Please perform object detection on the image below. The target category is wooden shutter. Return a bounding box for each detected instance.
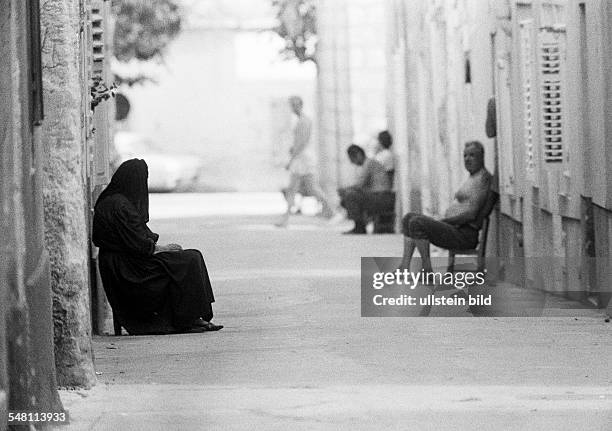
[520,19,536,175]
[28,0,43,126]
[493,32,515,197]
[538,27,566,164]
[91,4,104,77]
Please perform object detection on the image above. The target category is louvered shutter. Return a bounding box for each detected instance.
[520,19,536,175]
[538,27,566,164]
[91,4,104,77]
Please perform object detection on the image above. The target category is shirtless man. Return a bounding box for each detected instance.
[277,96,335,227]
[399,141,492,272]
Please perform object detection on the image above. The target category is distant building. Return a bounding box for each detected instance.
[121,0,316,192]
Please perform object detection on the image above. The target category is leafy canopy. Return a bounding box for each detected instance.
[112,0,182,62]
[272,0,317,64]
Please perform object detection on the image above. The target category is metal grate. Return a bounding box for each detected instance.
[539,29,565,164]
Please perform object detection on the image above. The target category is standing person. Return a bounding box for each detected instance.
[93,159,223,334]
[276,96,335,227]
[338,144,394,234]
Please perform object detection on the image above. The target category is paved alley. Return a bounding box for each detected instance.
[58,194,612,431]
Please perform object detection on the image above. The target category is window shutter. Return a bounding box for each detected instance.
[519,19,536,174]
[91,5,104,77]
[538,27,566,164]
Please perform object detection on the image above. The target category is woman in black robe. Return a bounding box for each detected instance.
[93,159,223,334]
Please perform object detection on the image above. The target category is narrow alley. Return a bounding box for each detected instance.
[59,194,611,430]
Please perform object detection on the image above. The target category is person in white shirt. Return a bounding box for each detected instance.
[373,130,395,187]
[338,145,394,234]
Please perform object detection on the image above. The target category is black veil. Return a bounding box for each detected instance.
[95,159,150,222]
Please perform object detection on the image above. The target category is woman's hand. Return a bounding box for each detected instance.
[154,243,183,253]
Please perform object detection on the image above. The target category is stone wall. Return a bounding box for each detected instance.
[1,0,64,420]
[40,0,96,388]
[316,0,354,196]
[316,0,388,199]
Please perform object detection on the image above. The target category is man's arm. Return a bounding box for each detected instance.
[348,160,370,190]
[440,204,481,226]
[289,118,311,156]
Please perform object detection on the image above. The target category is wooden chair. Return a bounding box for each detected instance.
[447,191,499,272]
[372,210,395,233]
[111,306,174,336]
[113,310,122,336]
[371,171,396,233]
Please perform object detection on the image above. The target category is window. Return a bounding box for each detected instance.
[28,0,43,126]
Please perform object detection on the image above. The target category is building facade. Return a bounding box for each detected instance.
[121,0,316,193]
[40,0,115,388]
[1,0,63,425]
[316,0,388,199]
[1,0,113,425]
[385,0,612,299]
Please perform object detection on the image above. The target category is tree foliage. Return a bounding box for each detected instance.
[112,0,182,63]
[272,0,317,64]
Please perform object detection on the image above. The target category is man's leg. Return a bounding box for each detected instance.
[410,216,478,250]
[399,236,417,270]
[399,213,434,272]
[414,239,433,273]
[407,214,469,273]
[342,189,366,233]
[276,174,300,227]
[303,175,336,218]
[362,191,395,233]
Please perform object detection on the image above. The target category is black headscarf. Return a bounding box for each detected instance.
[95,159,150,222]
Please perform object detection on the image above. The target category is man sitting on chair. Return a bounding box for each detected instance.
[399,141,492,272]
[338,144,394,234]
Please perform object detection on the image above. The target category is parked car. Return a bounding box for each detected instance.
[113,131,203,192]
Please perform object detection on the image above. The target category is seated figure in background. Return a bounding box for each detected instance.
[338,144,394,234]
[374,130,395,187]
[399,141,492,273]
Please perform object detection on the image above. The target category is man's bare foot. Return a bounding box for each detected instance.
[396,262,410,272]
[275,215,289,228]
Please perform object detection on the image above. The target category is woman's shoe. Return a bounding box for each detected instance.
[202,322,223,331]
[177,323,223,333]
[191,318,223,331]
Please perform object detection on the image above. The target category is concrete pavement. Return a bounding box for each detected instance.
[58,194,612,430]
